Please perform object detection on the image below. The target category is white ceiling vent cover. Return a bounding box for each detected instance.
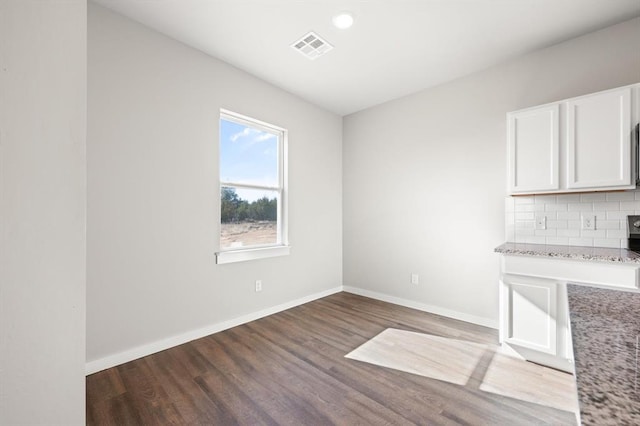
[291,32,333,60]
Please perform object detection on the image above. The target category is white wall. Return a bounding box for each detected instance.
[0,0,86,424]
[87,5,342,368]
[343,18,640,327]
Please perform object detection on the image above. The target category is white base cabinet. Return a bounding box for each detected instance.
[500,274,573,372]
[499,255,640,373]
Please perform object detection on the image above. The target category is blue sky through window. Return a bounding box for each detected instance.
[220,118,279,202]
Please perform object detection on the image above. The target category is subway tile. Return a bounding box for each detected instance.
[515,204,536,212]
[593,239,621,249]
[556,194,581,203]
[506,191,639,249]
[592,211,607,220]
[515,221,534,229]
[597,220,620,230]
[593,201,620,211]
[545,203,567,212]
[580,193,606,202]
[607,210,635,220]
[514,196,534,205]
[568,237,593,247]
[606,229,627,239]
[620,201,640,211]
[606,191,636,201]
[568,203,593,212]
[568,220,581,229]
[557,211,580,221]
[535,195,557,204]
[525,236,546,244]
[557,228,581,237]
[515,234,527,243]
[580,229,606,238]
[547,220,567,229]
[505,222,513,235]
[546,237,569,246]
[515,212,534,220]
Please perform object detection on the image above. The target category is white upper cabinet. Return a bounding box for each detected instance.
[508,104,559,193]
[507,83,638,195]
[566,87,631,189]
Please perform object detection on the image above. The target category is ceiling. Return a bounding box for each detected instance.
[92,0,640,116]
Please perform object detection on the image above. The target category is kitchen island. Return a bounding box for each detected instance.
[496,242,640,424]
[495,242,640,264]
[567,284,640,425]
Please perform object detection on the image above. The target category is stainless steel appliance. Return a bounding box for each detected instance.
[627,215,640,251]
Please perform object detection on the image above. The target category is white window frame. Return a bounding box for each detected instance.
[216,109,289,264]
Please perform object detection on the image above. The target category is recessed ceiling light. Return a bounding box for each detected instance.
[332,12,354,29]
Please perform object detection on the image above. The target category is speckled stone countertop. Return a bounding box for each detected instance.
[495,242,640,264]
[567,285,640,425]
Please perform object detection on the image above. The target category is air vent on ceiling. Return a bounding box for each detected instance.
[291,31,333,60]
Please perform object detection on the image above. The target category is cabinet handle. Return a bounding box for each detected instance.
[636,123,640,185]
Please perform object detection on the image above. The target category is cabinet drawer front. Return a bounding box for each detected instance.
[503,255,639,290]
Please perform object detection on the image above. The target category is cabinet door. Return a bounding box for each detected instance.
[566,87,632,189]
[503,275,557,355]
[507,104,559,194]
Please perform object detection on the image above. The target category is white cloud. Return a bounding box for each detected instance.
[230,128,276,144]
[254,133,276,142]
[230,128,252,142]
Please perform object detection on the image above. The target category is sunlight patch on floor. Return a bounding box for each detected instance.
[345,328,488,386]
[480,350,579,413]
[346,328,578,415]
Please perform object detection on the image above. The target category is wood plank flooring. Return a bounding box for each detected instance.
[86,292,577,425]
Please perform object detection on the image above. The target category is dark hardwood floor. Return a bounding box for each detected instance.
[86,292,576,425]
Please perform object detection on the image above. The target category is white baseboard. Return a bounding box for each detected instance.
[343,286,498,330]
[87,285,497,375]
[85,286,343,375]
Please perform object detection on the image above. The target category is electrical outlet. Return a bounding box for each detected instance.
[411,273,419,285]
[255,280,262,292]
[582,214,596,230]
[535,215,547,230]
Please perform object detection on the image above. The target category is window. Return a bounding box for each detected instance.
[216,109,289,264]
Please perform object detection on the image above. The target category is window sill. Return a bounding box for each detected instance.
[216,245,291,264]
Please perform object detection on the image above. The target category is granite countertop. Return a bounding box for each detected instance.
[495,242,640,264]
[567,284,640,425]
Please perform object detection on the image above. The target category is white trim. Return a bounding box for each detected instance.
[342,286,498,329]
[220,181,280,192]
[218,109,289,257]
[221,108,286,134]
[216,245,290,264]
[86,286,341,375]
[86,286,498,375]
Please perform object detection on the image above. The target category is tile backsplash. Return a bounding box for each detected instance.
[505,190,640,249]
